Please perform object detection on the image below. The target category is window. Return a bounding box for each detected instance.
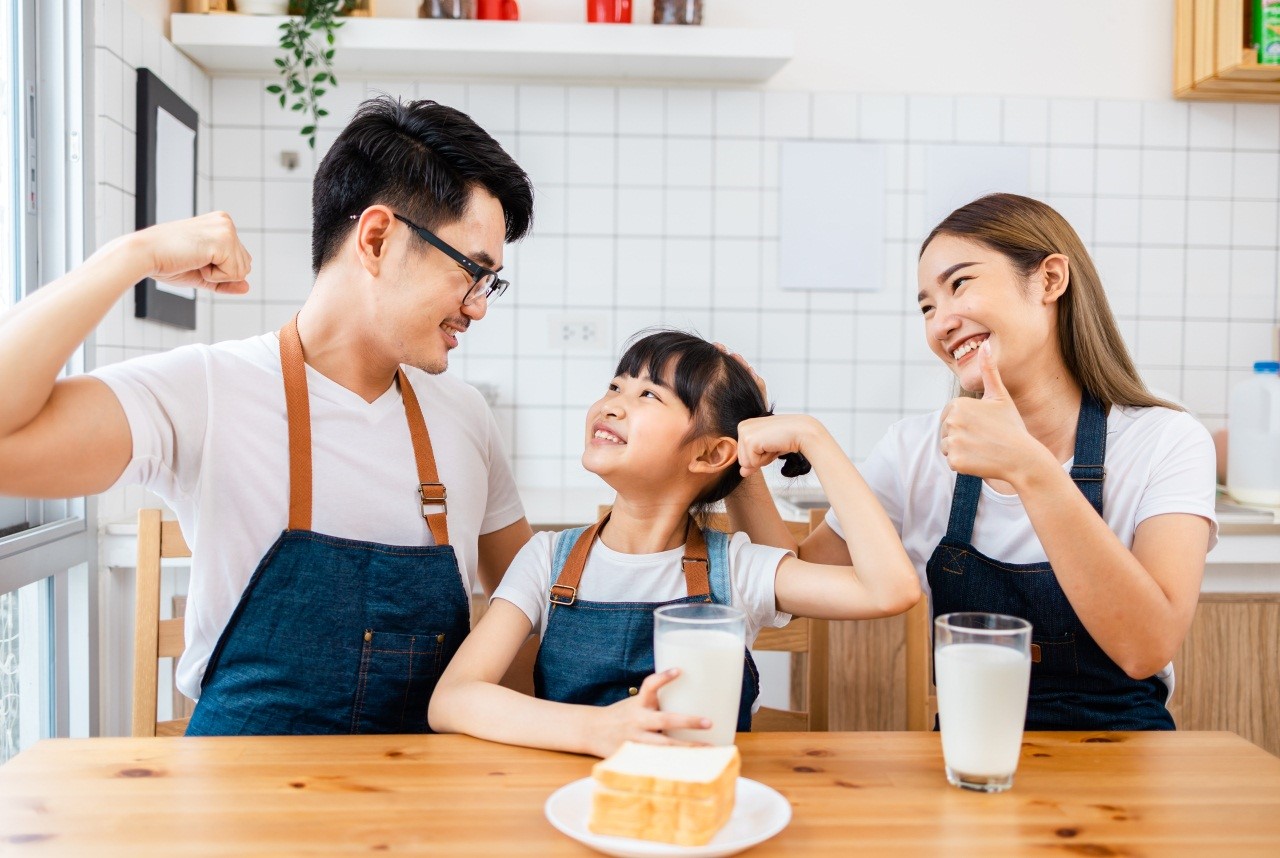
[0,0,93,762]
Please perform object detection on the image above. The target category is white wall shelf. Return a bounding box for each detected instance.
[170,14,793,82]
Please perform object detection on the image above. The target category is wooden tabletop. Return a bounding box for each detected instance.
[2,731,1279,856]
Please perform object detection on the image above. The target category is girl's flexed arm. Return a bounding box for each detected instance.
[737,415,920,619]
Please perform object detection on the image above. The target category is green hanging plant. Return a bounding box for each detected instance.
[266,1,357,149]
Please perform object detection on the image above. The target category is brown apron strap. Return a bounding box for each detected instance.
[396,367,449,547]
[549,513,710,606]
[280,317,313,532]
[278,316,449,545]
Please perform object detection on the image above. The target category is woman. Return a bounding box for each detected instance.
[731,193,1217,730]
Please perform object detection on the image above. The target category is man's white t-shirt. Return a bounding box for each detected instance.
[93,332,524,701]
[494,530,793,648]
[825,404,1218,583]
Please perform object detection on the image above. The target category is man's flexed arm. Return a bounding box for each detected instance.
[0,212,251,498]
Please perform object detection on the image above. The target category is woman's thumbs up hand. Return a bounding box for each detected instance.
[940,340,1047,483]
[979,340,1010,401]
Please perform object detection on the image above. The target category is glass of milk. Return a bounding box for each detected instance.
[653,603,746,746]
[934,612,1032,793]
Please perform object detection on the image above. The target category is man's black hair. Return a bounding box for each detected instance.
[310,96,534,273]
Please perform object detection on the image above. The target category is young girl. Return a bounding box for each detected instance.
[428,330,919,757]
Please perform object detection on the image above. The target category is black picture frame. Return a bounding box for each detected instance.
[135,68,199,329]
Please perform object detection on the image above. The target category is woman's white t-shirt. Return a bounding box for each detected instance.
[825,404,1218,584]
[494,530,793,646]
[92,332,524,700]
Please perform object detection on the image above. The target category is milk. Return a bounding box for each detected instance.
[654,628,744,746]
[935,642,1031,778]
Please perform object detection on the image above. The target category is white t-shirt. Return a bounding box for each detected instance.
[494,530,793,646]
[825,403,1219,585]
[93,332,524,701]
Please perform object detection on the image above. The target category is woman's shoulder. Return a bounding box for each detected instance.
[1109,404,1212,445]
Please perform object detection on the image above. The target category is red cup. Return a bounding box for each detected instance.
[477,0,519,19]
[587,0,631,24]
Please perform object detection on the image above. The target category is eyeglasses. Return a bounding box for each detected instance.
[349,212,509,305]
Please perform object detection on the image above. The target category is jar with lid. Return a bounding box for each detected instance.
[1227,360,1280,507]
[653,0,703,25]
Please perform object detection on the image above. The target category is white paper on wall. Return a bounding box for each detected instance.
[923,144,1032,235]
[779,140,886,293]
[153,106,197,300]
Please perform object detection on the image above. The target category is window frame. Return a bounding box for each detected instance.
[0,0,97,746]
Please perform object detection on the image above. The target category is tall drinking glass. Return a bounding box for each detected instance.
[934,612,1032,792]
[653,603,745,746]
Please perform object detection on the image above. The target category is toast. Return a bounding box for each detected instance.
[588,742,741,846]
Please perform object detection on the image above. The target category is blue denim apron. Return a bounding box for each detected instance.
[186,318,471,736]
[926,392,1174,731]
[533,515,760,732]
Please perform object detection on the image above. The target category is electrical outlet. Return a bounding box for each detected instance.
[550,314,608,351]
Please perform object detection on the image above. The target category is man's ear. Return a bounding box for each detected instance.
[688,436,738,476]
[353,206,395,277]
[1039,253,1070,305]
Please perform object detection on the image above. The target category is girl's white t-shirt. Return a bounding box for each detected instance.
[494,530,793,645]
[825,403,1218,585]
[92,332,525,701]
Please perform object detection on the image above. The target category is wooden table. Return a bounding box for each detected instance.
[2,732,1279,856]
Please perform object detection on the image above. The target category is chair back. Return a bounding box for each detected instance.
[132,508,193,737]
[904,596,937,730]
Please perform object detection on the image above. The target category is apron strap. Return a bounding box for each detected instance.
[281,317,314,533]
[549,512,711,606]
[396,368,449,546]
[278,316,450,545]
[1067,392,1108,517]
[942,391,1110,543]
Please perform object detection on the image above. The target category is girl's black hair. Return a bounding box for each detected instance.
[614,329,775,513]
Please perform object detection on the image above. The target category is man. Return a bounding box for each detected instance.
[0,97,535,734]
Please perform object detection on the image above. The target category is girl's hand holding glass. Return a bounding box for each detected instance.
[588,668,711,758]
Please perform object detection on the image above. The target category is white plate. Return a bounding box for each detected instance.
[544,776,791,858]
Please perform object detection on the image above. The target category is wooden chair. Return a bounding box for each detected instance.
[597,505,829,731]
[132,508,193,737]
[904,596,938,730]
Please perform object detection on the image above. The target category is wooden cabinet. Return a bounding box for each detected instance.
[1166,594,1280,755]
[1175,0,1280,101]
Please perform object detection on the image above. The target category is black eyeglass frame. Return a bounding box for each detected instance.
[349,212,509,304]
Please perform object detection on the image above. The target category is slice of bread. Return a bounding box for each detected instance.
[588,742,741,846]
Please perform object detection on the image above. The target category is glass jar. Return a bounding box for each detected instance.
[653,0,702,25]
[421,0,474,18]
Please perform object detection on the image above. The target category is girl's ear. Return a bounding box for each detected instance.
[688,436,738,475]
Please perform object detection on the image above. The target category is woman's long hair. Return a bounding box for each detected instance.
[921,193,1180,410]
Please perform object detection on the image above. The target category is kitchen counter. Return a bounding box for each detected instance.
[514,487,1280,593]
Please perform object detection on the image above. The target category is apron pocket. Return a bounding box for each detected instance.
[350,630,447,734]
[1031,632,1079,678]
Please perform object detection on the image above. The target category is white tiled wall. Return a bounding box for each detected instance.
[91,0,213,522]
[202,80,1280,487]
[91,3,1280,499]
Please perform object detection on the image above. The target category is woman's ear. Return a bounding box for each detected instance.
[1039,253,1070,304]
[688,436,738,476]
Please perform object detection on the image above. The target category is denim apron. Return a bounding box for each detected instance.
[186,317,471,736]
[533,515,760,732]
[926,393,1174,731]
